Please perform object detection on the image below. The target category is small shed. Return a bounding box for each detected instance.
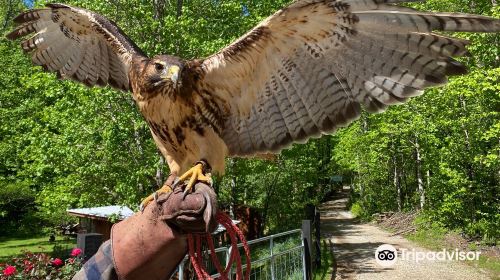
[67,205,134,240]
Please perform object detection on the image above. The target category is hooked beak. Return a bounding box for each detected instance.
[164,65,180,87]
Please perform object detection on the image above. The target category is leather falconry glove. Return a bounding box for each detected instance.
[111,174,218,280]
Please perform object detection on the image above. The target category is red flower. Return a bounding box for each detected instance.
[2,265,16,276]
[67,258,75,264]
[71,248,83,257]
[51,258,63,266]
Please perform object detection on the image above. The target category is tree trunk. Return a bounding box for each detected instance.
[230,176,236,219]
[261,181,275,236]
[261,160,283,235]
[426,169,431,201]
[459,94,476,222]
[174,0,184,55]
[391,138,402,212]
[393,155,402,212]
[356,155,364,197]
[153,0,167,44]
[2,0,14,31]
[358,114,368,198]
[498,138,500,183]
[153,0,166,20]
[228,158,237,219]
[400,153,408,208]
[415,135,425,210]
[155,154,165,188]
[176,0,183,18]
[132,121,144,159]
[459,95,475,182]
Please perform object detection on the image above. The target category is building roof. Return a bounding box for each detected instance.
[67,205,134,221]
[68,205,240,234]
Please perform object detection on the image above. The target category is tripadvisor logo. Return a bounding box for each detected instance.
[375,244,481,267]
[375,244,397,267]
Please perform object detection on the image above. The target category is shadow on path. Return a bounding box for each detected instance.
[318,186,490,280]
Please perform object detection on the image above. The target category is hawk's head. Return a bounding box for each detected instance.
[139,55,185,97]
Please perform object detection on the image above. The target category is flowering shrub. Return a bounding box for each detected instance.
[1,266,15,277]
[0,248,83,279]
[70,249,82,258]
[51,258,63,267]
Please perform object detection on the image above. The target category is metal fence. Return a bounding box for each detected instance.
[175,229,307,280]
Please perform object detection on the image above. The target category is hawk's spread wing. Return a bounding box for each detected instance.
[196,0,500,156]
[6,3,145,91]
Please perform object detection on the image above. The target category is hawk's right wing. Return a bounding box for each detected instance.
[7,3,145,91]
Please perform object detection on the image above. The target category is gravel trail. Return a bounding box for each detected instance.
[319,187,491,280]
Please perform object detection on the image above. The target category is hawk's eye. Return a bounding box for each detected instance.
[154,62,165,72]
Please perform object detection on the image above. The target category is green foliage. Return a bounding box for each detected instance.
[313,240,334,280]
[0,0,498,244]
[217,137,337,234]
[0,235,76,264]
[333,0,499,241]
[350,202,368,220]
[0,249,83,279]
[0,181,39,236]
[477,254,500,279]
[407,220,449,251]
[407,220,500,278]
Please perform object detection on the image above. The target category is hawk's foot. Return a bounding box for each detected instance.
[173,160,212,198]
[139,184,173,212]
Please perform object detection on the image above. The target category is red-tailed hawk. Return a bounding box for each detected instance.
[7,1,500,206]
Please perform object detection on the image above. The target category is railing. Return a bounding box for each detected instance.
[175,228,307,280]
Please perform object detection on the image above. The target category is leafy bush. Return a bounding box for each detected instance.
[350,201,370,220]
[465,216,499,245]
[0,181,41,236]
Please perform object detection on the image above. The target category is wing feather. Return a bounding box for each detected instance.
[7,3,145,91]
[194,0,500,156]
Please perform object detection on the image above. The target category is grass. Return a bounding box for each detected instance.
[405,227,500,280]
[0,235,76,264]
[405,225,448,251]
[477,255,500,280]
[243,234,333,280]
[313,239,335,280]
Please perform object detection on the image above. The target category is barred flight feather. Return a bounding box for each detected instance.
[199,0,500,156]
[7,0,500,174]
[6,3,144,92]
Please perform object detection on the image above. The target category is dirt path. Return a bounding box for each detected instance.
[319,187,491,280]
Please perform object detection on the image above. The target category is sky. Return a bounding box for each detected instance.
[23,0,34,8]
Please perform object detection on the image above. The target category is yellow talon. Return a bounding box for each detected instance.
[139,184,173,212]
[174,162,212,198]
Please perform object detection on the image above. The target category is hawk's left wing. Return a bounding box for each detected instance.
[193,0,500,156]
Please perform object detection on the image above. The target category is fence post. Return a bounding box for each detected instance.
[302,220,312,280]
[270,236,275,280]
[305,204,315,220]
[301,238,307,280]
[226,246,232,280]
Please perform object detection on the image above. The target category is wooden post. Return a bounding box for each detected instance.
[305,204,315,220]
[302,220,312,280]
